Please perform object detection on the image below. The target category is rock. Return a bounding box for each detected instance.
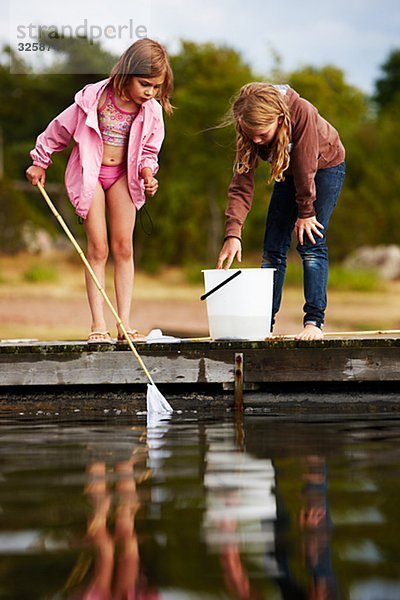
[344,245,400,280]
[21,223,54,254]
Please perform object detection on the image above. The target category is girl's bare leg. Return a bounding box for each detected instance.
[84,462,114,599]
[106,175,137,337]
[114,461,140,600]
[84,183,109,334]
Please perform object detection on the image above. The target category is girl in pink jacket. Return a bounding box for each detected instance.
[26,39,173,344]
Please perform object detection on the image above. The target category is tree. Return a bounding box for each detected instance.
[288,65,368,134]
[374,49,400,111]
[2,38,400,267]
[0,177,54,253]
[135,41,256,270]
[285,66,375,261]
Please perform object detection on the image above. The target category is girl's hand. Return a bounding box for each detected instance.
[216,237,242,269]
[26,165,46,186]
[143,175,158,197]
[141,167,158,196]
[295,216,324,245]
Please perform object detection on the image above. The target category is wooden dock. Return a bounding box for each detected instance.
[1,336,400,413]
[1,336,400,388]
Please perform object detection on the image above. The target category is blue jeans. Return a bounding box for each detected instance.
[261,162,346,329]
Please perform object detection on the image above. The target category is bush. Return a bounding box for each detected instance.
[184,263,206,284]
[0,178,54,254]
[284,262,383,292]
[328,266,383,292]
[23,263,59,283]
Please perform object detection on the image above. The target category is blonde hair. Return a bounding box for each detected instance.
[110,38,174,115]
[228,83,291,182]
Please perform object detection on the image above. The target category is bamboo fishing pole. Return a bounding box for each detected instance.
[37,181,156,385]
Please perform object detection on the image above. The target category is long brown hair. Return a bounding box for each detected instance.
[228,83,291,182]
[110,38,174,115]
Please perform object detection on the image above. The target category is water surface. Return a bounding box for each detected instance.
[1,412,400,599]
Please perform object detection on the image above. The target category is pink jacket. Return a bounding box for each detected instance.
[30,78,165,218]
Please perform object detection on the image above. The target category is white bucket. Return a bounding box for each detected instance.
[202,268,275,340]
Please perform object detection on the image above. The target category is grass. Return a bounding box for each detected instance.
[0,251,389,296]
[23,263,59,283]
[284,262,384,292]
[184,258,384,292]
[1,251,399,340]
[328,266,383,292]
[184,263,207,285]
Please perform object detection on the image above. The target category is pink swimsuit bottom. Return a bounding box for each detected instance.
[98,163,126,191]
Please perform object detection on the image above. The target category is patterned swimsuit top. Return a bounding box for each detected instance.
[98,85,136,147]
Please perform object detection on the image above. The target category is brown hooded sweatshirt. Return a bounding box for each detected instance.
[224,86,345,240]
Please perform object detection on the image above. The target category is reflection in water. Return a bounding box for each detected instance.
[66,460,158,600]
[1,415,400,599]
[299,456,336,600]
[65,416,173,600]
[204,425,276,599]
[203,423,338,599]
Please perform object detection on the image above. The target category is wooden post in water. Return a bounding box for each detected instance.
[234,352,244,412]
[234,352,245,451]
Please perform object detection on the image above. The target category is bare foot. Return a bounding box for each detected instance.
[295,324,324,341]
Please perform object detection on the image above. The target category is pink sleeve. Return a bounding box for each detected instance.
[30,103,79,169]
[138,116,165,175]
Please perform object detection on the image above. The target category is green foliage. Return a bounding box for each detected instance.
[1,41,116,152]
[0,178,52,254]
[23,262,59,283]
[184,263,206,284]
[374,49,400,111]
[39,33,116,76]
[284,261,382,292]
[328,266,383,291]
[1,37,400,270]
[288,65,368,134]
[329,102,400,261]
[135,41,255,269]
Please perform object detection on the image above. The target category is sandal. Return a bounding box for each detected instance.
[87,331,113,344]
[117,329,147,344]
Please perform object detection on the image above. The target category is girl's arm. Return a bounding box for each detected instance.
[29,103,79,169]
[224,170,255,240]
[138,117,165,178]
[289,98,320,218]
[216,169,255,269]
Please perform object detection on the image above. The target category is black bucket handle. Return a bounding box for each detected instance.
[200,270,242,301]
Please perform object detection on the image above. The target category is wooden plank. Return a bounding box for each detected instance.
[243,346,400,383]
[0,347,234,386]
[1,338,400,387]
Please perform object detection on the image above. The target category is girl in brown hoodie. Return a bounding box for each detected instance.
[217,83,345,340]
